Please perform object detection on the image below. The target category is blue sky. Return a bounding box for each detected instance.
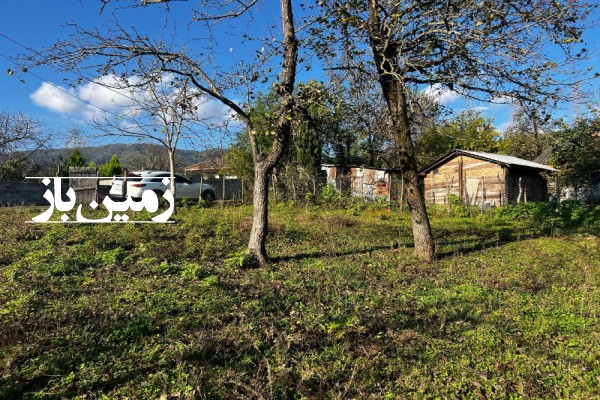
[1,0,599,149]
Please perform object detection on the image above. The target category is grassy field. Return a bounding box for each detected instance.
[0,202,599,399]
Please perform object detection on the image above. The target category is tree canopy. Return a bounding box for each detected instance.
[549,115,600,186]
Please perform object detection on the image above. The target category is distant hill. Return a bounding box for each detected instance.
[27,144,223,172]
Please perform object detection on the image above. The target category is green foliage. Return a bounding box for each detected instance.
[0,158,32,181]
[224,249,248,268]
[99,247,126,266]
[549,116,600,186]
[446,193,470,218]
[98,154,123,177]
[491,201,555,223]
[321,183,343,203]
[557,200,597,229]
[65,148,86,168]
[416,110,501,168]
[498,106,545,160]
[488,201,599,233]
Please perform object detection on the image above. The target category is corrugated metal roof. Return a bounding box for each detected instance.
[459,150,557,171]
[420,149,558,174]
[185,158,228,173]
[533,147,553,166]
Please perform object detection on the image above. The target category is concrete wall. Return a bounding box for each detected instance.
[0,181,69,206]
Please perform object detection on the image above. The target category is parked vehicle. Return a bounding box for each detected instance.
[109,171,216,201]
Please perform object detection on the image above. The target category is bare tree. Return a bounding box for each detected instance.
[22,0,298,266]
[317,0,597,261]
[89,73,210,198]
[129,143,171,171]
[0,110,47,158]
[0,110,50,180]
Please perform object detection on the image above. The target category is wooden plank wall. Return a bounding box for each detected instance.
[69,167,99,206]
[423,155,506,206]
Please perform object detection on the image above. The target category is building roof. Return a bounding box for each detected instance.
[321,164,404,173]
[420,149,558,175]
[533,147,553,166]
[184,158,229,174]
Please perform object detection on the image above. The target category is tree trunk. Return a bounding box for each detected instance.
[168,149,176,200]
[247,163,270,267]
[367,0,436,261]
[245,0,298,268]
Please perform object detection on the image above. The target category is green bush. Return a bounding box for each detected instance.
[447,194,470,218]
[321,183,343,203]
[558,200,590,228]
[491,202,555,223]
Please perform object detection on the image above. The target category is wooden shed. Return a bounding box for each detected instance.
[420,149,557,207]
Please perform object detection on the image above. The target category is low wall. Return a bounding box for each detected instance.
[0,181,73,206]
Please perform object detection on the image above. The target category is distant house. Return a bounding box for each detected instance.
[420,149,557,207]
[321,164,404,201]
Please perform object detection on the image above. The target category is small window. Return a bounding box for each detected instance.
[433,168,440,176]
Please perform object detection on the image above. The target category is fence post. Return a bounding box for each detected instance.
[400,175,404,212]
[199,174,204,202]
[123,169,128,198]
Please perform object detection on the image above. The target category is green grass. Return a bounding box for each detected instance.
[0,203,598,399]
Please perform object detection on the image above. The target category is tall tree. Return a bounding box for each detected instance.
[500,104,551,160]
[416,110,501,168]
[98,154,123,177]
[549,116,600,188]
[23,0,299,266]
[65,148,86,168]
[90,74,207,198]
[317,0,596,261]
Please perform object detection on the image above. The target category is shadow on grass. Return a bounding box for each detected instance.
[435,229,550,259]
[271,244,397,263]
[272,229,552,263]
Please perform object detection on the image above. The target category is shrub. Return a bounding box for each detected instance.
[558,200,590,228]
[321,183,343,203]
[490,202,554,222]
[447,194,470,218]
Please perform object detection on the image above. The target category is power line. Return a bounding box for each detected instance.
[0,31,216,136]
[0,51,118,118]
[0,31,140,117]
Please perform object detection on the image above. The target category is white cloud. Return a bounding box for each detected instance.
[30,82,83,115]
[78,76,134,110]
[30,74,237,127]
[468,106,490,112]
[30,76,134,120]
[423,83,461,104]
